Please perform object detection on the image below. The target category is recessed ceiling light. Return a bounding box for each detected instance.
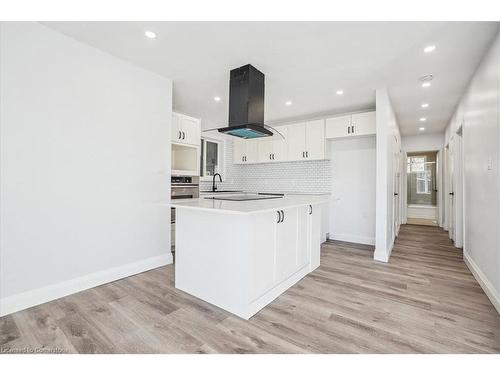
[421,103,429,108]
[214,96,221,102]
[422,82,431,88]
[144,30,157,39]
[419,127,426,131]
[285,100,292,106]
[424,45,436,53]
[336,89,344,95]
[419,117,427,122]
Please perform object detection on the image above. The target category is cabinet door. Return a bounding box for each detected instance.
[258,139,273,163]
[272,126,288,162]
[275,208,299,283]
[180,116,201,146]
[305,120,325,160]
[233,139,246,164]
[172,113,183,142]
[287,123,307,161]
[325,115,351,139]
[245,139,259,163]
[308,204,322,271]
[351,111,376,136]
[297,206,310,268]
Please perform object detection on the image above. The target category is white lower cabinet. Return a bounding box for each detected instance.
[250,205,320,301]
[275,208,301,283]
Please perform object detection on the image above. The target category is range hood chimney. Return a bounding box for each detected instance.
[217,64,273,139]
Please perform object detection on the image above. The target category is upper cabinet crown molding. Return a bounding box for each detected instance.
[172,112,201,146]
[325,111,376,139]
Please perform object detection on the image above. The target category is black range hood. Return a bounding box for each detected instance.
[218,64,273,139]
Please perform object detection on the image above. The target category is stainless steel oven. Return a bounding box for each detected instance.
[171,176,199,260]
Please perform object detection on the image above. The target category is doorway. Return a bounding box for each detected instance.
[406,151,438,226]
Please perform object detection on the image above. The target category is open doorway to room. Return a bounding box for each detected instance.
[406,151,439,226]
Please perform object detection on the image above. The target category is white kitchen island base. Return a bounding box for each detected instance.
[173,196,326,319]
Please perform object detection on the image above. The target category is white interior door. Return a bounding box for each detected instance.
[454,129,464,248]
[401,151,408,224]
[447,141,455,240]
[393,148,400,238]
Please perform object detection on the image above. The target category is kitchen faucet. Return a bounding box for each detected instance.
[212,173,222,192]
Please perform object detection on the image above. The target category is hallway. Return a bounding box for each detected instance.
[1,225,499,353]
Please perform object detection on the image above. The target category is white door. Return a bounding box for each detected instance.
[352,111,376,137]
[447,142,455,240]
[305,120,325,160]
[180,116,201,146]
[393,149,401,237]
[275,208,299,283]
[287,123,307,161]
[272,126,288,162]
[454,131,464,248]
[233,139,246,164]
[258,139,273,163]
[308,204,321,271]
[172,113,182,142]
[325,115,351,139]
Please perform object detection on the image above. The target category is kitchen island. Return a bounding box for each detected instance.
[171,194,329,319]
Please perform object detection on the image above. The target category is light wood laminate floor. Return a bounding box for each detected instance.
[1,225,499,353]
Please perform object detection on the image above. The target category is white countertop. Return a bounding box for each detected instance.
[171,194,330,214]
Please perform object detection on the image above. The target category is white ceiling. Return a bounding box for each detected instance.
[43,21,499,135]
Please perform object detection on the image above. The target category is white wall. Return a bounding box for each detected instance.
[0,23,172,316]
[374,88,402,262]
[444,30,500,313]
[402,133,444,153]
[329,137,376,245]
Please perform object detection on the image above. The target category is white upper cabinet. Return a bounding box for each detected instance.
[172,112,201,146]
[287,120,325,161]
[325,115,351,138]
[305,120,325,160]
[287,122,307,161]
[233,138,258,164]
[351,111,376,137]
[272,126,288,162]
[325,111,375,139]
[258,139,274,163]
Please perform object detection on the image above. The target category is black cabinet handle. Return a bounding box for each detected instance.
[302,151,305,158]
[352,125,355,134]
[269,154,272,160]
[277,211,281,223]
[182,131,185,139]
[449,192,454,196]
[242,156,244,162]
[178,131,182,139]
[306,151,308,158]
[281,210,284,222]
[272,153,275,160]
[309,205,312,215]
[394,193,399,196]
[348,126,351,134]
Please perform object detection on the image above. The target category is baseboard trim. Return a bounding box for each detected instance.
[329,233,375,246]
[373,240,394,263]
[463,251,500,315]
[0,253,173,317]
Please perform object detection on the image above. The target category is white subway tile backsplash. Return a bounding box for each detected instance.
[200,141,331,194]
